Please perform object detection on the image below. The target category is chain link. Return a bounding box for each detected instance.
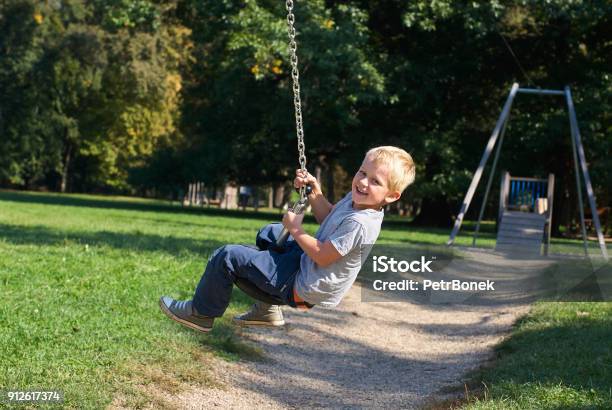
[285,0,308,201]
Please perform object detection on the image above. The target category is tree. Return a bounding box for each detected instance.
[363,0,611,226]
[0,0,191,192]
[178,0,386,200]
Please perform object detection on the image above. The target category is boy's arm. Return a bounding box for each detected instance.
[294,169,333,224]
[307,189,334,225]
[283,212,342,267]
[291,228,343,268]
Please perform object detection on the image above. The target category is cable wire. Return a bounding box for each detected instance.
[498,31,535,87]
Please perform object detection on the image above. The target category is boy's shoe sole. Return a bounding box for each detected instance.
[232,317,286,327]
[159,297,212,333]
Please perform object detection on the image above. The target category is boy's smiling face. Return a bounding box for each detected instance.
[351,156,401,210]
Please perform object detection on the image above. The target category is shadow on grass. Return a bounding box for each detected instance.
[1,190,506,240]
[0,221,272,361]
[105,212,266,232]
[0,222,225,256]
[0,190,302,224]
[0,189,430,229]
[170,286,265,361]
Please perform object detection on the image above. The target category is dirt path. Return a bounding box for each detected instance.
[114,248,554,409]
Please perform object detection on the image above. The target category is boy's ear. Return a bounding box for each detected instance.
[384,191,401,204]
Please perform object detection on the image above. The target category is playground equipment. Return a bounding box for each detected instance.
[495,172,554,256]
[448,83,609,261]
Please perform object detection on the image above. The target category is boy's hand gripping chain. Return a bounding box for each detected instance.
[275,185,312,248]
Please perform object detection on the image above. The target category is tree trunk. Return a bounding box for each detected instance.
[552,183,570,237]
[274,183,285,208]
[60,143,72,193]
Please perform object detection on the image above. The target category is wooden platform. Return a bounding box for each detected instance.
[496,211,546,256]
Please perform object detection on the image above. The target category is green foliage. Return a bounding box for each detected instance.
[0,0,609,227]
[179,0,386,186]
[403,0,504,32]
[100,0,161,31]
[0,0,190,191]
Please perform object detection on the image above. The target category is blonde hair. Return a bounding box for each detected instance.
[364,146,416,193]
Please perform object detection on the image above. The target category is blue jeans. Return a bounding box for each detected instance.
[192,223,304,317]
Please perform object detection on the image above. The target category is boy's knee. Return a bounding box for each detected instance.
[211,245,244,271]
[219,244,241,258]
[256,223,284,246]
[203,245,235,282]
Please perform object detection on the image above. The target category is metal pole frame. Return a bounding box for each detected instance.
[568,101,589,258]
[517,88,565,96]
[544,173,555,256]
[498,171,510,224]
[565,87,609,261]
[447,83,519,246]
[472,110,511,246]
[447,84,609,262]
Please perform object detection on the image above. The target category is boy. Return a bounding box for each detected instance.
[159,146,415,332]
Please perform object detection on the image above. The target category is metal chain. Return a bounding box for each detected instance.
[285,0,308,201]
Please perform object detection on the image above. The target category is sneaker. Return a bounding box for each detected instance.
[159,296,214,333]
[233,302,285,327]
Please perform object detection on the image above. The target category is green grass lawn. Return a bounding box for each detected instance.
[0,189,608,408]
[0,189,477,408]
[462,302,612,409]
[0,190,269,408]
